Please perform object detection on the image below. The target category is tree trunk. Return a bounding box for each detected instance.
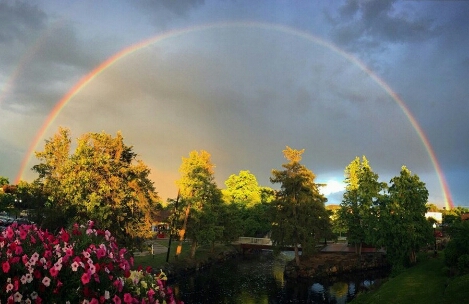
[294,244,300,266]
[176,203,191,258]
[190,240,197,259]
[409,250,416,264]
[355,242,362,256]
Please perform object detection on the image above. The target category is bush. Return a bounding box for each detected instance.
[444,221,469,275]
[0,221,182,303]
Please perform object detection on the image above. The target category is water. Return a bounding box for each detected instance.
[170,251,389,304]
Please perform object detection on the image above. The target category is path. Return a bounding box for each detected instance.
[133,239,168,256]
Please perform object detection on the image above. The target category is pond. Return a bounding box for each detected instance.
[170,251,389,304]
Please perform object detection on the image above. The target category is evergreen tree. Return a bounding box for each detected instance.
[270,146,329,266]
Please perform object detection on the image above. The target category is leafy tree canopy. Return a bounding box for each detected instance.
[32,127,159,246]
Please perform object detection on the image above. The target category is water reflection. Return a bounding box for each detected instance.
[170,252,388,303]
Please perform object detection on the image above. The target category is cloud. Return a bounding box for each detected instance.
[329,0,440,47]
[132,0,205,27]
[320,180,345,196]
[0,1,46,43]
[22,26,436,201]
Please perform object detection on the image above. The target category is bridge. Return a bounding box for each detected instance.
[234,237,384,254]
[234,237,303,254]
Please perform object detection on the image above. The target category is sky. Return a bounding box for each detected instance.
[0,0,468,208]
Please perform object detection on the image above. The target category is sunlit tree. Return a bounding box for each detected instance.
[175,150,224,258]
[33,127,159,246]
[270,146,330,266]
[376,166,431,267]
[339,156,386,255]
[222,170,274,237]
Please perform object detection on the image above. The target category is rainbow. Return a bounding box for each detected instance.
[14,21,454,209]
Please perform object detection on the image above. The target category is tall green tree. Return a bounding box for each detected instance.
[222,170,274,237]
[339,156,386,255]
[33,127,159,246]
[377,166,431,267]
[270,146,330,266]
[222,170,261,207]
[175,150,224,258]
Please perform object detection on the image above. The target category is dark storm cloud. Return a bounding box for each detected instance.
[132,0,205,26]
[329,0,440,49]
[0,3,102,114]
[0,1,46,43]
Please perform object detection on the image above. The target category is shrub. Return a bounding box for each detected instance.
[0,221,182,303]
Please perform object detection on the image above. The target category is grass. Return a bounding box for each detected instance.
[132,239,237,270]
[351,252,469,304]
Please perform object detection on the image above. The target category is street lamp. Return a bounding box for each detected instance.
[432,223,437,255]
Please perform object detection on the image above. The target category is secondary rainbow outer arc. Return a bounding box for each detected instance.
[15,21,453,209]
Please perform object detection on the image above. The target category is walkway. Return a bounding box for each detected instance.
[133,239,168,256]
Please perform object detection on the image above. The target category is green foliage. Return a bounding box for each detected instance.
[223,170,261,207]
[376,166,431,268]
[270,146,330,265]
[32,127,159,246]
[221,170,275,237]
[339,158,431,269]
[444,220,469,274]
[339,156,385,254]
[0,176,9,186]
[175,150,224,258]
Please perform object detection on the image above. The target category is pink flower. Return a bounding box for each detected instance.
[19,228,28,240]
[123,293,133,303]
[112,295,122,304]
[71,261,79,271]
[5,226,14,239]
[6,283,13,292]
[15,245,23,255]
[2,261,10,273]
[81,272,90,285]
[49,266,58,277]
[42,276,51,287]
[96,247,106,259]
[13,292,22,302]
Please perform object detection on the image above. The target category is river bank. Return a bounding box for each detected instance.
[284,251,389,279]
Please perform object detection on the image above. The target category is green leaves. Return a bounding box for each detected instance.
[32,128,159,247]
[339,157,431,269]
[270,147,330,264]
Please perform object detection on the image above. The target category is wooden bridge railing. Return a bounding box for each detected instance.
[237,237,272,245]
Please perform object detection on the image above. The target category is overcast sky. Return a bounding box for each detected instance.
[1,0,468,207]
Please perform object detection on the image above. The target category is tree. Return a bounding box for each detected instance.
[270,146,330,266]
[222,171,274,237]
[175,150,224,258]
[222,170,261,207]
[338,156,386,255]
[0,176,9,186]
[32,127,159,246]
[445,220,469,274]
[426,203,440,212]
[377,166,431,267]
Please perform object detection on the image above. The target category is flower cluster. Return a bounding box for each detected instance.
[0,221,182,303]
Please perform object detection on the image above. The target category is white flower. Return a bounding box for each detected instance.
[42,276,51,287]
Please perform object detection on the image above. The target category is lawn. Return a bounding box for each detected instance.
[351,252,469,304]
[132,239,237,271]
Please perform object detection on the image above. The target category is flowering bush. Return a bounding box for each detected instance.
[0,221,182,303]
